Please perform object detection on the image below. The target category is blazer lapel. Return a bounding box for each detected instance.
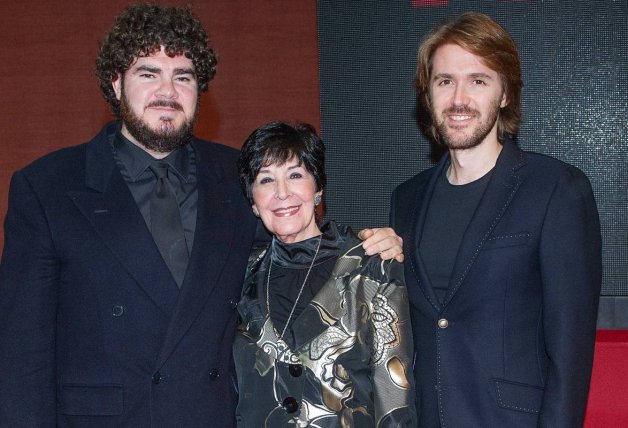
[68,124,179,317]
[155,140,241,367]
[405,156,449,314]
[442,140,525,307]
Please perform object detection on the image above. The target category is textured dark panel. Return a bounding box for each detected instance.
[318,0,627,296]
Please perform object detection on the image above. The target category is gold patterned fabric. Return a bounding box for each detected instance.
[233,223,416,427]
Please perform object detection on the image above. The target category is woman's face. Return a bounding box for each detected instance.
[251,157,321,243]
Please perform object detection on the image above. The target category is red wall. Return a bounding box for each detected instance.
[0,0,320,249]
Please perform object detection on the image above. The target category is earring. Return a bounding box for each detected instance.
[252,207,260,217]
[314,194,322,206]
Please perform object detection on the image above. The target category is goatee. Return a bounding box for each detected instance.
[120,93,197,153]
[433,97,502,150]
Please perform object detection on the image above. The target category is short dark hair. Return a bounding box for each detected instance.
[96,3,217,117]
[415,12,523,141]
[237,122,326,205]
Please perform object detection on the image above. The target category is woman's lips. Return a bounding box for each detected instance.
[272,205,300,217]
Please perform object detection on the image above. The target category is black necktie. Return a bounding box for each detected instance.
[150,162,189,287]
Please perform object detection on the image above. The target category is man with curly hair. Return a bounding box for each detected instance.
[0,4,403,426]
[0,4,248,426]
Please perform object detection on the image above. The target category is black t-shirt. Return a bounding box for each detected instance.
[419,166,492,303]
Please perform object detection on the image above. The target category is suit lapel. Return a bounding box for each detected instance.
[68,124,179,317]
[405,156,449,313]
[442,140,525,307]
[155,140,241,367]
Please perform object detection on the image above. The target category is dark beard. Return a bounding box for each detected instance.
[433,97,502,150]
[119,93,197,153]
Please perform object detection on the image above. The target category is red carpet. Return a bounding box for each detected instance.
[584,330,628,427]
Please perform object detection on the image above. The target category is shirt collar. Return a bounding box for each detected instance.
[113,131,192,182]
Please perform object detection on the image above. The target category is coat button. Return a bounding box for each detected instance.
[282,396,299,414]
[437,318,449,329]
[208,369,220,380]
[112,305,124,317]
[229,299,238,309]
[152,372,162,384]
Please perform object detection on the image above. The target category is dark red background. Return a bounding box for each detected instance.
[0,0,320,250]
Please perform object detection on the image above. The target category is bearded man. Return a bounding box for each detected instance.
[390,13,602,428]
[0,4,403,427]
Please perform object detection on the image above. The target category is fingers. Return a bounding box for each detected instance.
[358,228,375,240]
[361,227,404,261]
[377,244,405,262]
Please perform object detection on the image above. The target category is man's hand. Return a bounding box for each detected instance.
[358,227,404,262]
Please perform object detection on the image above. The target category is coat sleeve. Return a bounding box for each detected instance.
[0,170,59,427]
[369,259,417,427]
[538,166,602,427]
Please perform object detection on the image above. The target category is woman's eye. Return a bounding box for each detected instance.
[290,172,303,179]
[259,177,272,184]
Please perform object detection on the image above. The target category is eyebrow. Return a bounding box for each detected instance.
[133,65,161,75]
[469,72,494,80]
[173,67,196,76]
[433,72,495,81]
[132,65,196,77]
[258,163,302,174]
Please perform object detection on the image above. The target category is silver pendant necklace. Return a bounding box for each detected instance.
[265,234,322,341]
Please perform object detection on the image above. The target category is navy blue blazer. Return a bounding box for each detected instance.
[0,122,259,427]
[390,139,602,427]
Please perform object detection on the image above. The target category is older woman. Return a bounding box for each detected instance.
[233,122,415,427]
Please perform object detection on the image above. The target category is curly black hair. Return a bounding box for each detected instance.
[96,3,217,117]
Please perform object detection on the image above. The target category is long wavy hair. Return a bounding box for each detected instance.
[415,13,523,142]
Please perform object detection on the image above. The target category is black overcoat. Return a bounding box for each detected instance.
[0,121,259,427]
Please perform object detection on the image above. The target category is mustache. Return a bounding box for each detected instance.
[443,106,477,115]
[146,100,184,111]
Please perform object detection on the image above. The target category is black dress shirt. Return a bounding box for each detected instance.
[112,132,198,254]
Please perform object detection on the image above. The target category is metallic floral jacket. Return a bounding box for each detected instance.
[233,225,416,427]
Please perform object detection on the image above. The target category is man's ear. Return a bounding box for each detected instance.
[500,90,509,108]
[112,74,122,100]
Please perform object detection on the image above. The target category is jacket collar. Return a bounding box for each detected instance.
[237,226,363,355]
[69,121,243,368]
[406,138,526,312]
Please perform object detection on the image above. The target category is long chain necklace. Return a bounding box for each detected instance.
[266,235,322,341]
